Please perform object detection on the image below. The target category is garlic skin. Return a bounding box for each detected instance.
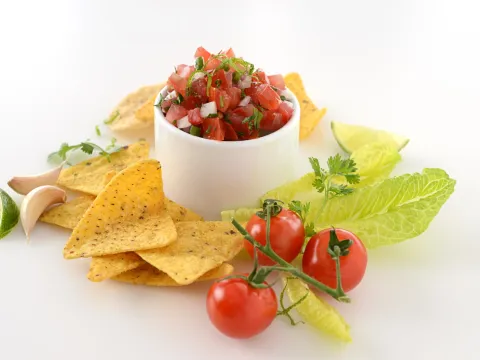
[8,162,65,195]
[20,185,67,240]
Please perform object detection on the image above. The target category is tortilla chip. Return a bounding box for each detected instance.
[56,141,150,196]
[87,253,144,282]
[113,262,234,287]
[136,221,243,285]
[284,72,327,140]
[63,160,177,259]
[103,170,118,187]
[135,93,157,123]
[39,195,95,229]
[165,199,204,222]
[108,84,164,132]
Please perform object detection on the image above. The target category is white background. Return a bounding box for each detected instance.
[0,1,479,359]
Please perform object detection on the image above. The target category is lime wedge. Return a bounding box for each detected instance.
[282,275,352,342]
[0,189,20,239]
[331,121,409,154]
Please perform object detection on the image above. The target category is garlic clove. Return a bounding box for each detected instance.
[20,185,67,240]
[8,162,65,195]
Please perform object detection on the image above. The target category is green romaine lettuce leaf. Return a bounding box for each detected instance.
[318,168,456,248]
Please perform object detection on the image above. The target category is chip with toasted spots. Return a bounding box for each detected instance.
[39,195,95,230]
[136,221,243,285]
[87,253,144,282]
[63,160,177,259]
[165,199,204,222]
[107,84,164,132]
[103,170,118,187]
[284,72,327,140]
[56,141,150,196]
[113,262,234,287]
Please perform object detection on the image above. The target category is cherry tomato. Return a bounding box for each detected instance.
[244,209,305,265]
[302,228,368,293]
[206,276,277,339]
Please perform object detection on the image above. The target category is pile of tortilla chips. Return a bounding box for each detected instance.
[104,73,325,140]
[40,144,244,287]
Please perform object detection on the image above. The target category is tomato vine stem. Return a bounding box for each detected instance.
[231,200,351,303]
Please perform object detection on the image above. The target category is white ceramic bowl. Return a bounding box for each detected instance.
[154,87,300,220]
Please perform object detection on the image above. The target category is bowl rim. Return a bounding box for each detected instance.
[154,85,301,149]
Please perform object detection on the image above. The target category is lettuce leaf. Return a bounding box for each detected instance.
[318,168,456,248]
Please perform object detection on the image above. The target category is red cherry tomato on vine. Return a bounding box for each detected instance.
[302,228,367,293]
[206,276,278,339]
[244,209,305,265]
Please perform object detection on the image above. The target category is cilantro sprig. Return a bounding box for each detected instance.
[47,138,122,165]
[242,107,263,130]
[309,155,360,201]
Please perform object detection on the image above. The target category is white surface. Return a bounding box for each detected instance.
[154,87,300,220]
[0,1,479,359]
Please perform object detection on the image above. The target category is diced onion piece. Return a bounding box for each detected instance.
[238,96,251,107]
[238,75,252,89]
[285,101,294,109]
[280,90,293,101]
[177,115,190,129]
[192,72,205,81]
[165,90,177,100]
[200,101,217,118]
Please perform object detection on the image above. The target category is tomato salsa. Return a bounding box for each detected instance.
[158,47,295,141]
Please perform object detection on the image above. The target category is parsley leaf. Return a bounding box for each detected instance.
[288,200,316,239]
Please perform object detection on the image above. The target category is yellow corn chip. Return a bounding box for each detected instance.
[39,195,95,230]
[87,253,144,282]
[63,160,177,259]
[135,91,161,123]
[103,170,117,187]
[285,72,327,140]
[56,141,150,196]
[113,262,234,287]
[165,199,204,222]
[108,84,164,132]
[136,221,243,285]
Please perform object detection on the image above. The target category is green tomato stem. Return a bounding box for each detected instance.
[231,217,350,303]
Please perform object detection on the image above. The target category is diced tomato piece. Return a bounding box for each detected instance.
[191,78,208,98]
[255,84,282,110]
[226,104,254,136]
[209,88,230,113]
[195,47,211,62]
[202,117,225,141]
[221,48,235,58]
[182,96,203,110]
[253,71,269,84]
[188,108,203,126]
[277,101,294,122]
[166,104,188,123]
[205,56,222,71]
[212,69,233,90]
[168,73,187,97]
[161,98,174,112]
[177,64,195,79]
[239,129,259,140]
[227,87,241,109]
[224,121,239,141]
[244,82,261,103]
[267,74,286,90]
[260,110,285,131]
